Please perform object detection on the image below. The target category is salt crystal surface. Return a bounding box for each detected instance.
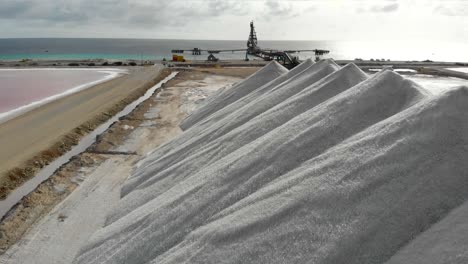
[133,60,339,179]
[385,199,468,264]
[105,62,365,222]
[74,60,468,264]
[407,74,468,95]
[185,59,325,131]
[180,61,288,130]
[180,58,314,131]
[121,59,340,196]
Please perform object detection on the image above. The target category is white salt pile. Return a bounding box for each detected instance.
[180,58,314,130]
[74,60,468,264]
[385,199,468,264]
[180,61,288,130]
[120,59,340,197]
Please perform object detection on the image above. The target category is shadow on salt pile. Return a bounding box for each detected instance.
[122,59,340,197]
[181,58,315,131]
[110,67,429,225]
[112,63,368,218]
[180,60,288,130]
[73,59,468,264]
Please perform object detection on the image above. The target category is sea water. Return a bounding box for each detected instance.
[0,38,467,62]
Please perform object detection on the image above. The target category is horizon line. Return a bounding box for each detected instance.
[0,37,339,42]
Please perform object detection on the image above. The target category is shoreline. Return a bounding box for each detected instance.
[0,66,171,199]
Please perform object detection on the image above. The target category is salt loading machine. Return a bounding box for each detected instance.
[171,22,330,69]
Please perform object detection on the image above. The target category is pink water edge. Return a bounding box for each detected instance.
[0,68,123,122]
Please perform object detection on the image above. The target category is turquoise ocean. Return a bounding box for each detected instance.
[0,38,467,62]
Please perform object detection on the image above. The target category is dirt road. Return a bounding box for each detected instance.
[0,67,257,263]
[0,66,164,196]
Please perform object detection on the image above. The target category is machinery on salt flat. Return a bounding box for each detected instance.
[171,22,330,69]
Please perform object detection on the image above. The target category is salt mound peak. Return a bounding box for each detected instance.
[385,198,468,264]
[136,59,338,172]
[344,67,429,110]
[262,58,315,88]
[120,59,341,196]
[287,58,314,74]
[126,65,422,207]
[119,62,417,202]
[74,63,468,264]
[180,59,314,130]
[108,62,369,221]
[180,61,288,130]
[438,84,468,100]
[208,58,340,129]
[180,60,313,131]
[167,87,465,264]
[184,58,322,131]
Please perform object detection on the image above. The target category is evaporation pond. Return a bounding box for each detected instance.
[0,69,121,113]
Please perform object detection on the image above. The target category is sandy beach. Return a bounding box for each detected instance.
[0,66,167,198]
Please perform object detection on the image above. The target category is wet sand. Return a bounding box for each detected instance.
[0,66,167,198]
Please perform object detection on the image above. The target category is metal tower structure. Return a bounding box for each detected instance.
[247,21,258,49]
[171,21,330,69]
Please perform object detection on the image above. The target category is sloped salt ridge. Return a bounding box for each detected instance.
[171,59,315,160]
[180,61,288,130]
[136,61,287,175]
[159,59,309,154]
[192,86,467,264]
[71,69,465,264]
[121,59,340,196]
[170,93,467,264]
[138,60,314,170]
[182,58,315,130]
[109,70,426,225]
[105,63,368,223]
[92,86,465,264]
[118,62,358,197]
[384,200,468,264]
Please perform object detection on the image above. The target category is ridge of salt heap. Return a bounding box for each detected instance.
[385,197,468,264]
[72,68,468,264]
[158,87,467,264]
[127,59,337,186]
[149,59,314,167]
[120,62,354,193]
[180,60,288,130]
[110,70,427,223]
[181,58,315,131]
[106,63,368,223]
[121,59,340,196]
[187,59,337,131]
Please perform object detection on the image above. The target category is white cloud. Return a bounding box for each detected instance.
[434,3,468,17]
[0,0,466,42]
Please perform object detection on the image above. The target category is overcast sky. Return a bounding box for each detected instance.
[0,0,467,42]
